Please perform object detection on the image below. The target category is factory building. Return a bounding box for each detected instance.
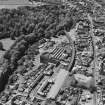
[40,44,70,67]
[40,52,60,65]
[51,47,65,60]
[40,52,50,64]
[40,46,68,60]
[47,69,68,99]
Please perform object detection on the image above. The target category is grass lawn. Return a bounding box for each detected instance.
[0,38,15,58]
[1,38,15,50]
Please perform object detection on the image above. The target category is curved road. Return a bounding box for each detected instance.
[64,30,76,72]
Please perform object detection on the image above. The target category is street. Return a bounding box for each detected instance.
[88,14,97,105]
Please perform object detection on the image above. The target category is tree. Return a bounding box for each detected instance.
[17,40,28,52]
[9,74,18,85]
[4,50,11,59]
[10,31,15,40]
[0,42,5,51]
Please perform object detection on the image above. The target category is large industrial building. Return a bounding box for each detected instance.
[40,45,70,65]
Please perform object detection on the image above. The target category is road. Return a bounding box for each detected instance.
[64,30,76,72]
[88,14,97,105]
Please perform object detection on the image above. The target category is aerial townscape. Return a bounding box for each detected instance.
[0,0,105,105]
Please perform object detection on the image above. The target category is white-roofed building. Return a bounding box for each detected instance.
[47,69,68,99]
[74,74,94,88]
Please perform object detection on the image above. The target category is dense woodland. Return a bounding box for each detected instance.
[0,5,74,40]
